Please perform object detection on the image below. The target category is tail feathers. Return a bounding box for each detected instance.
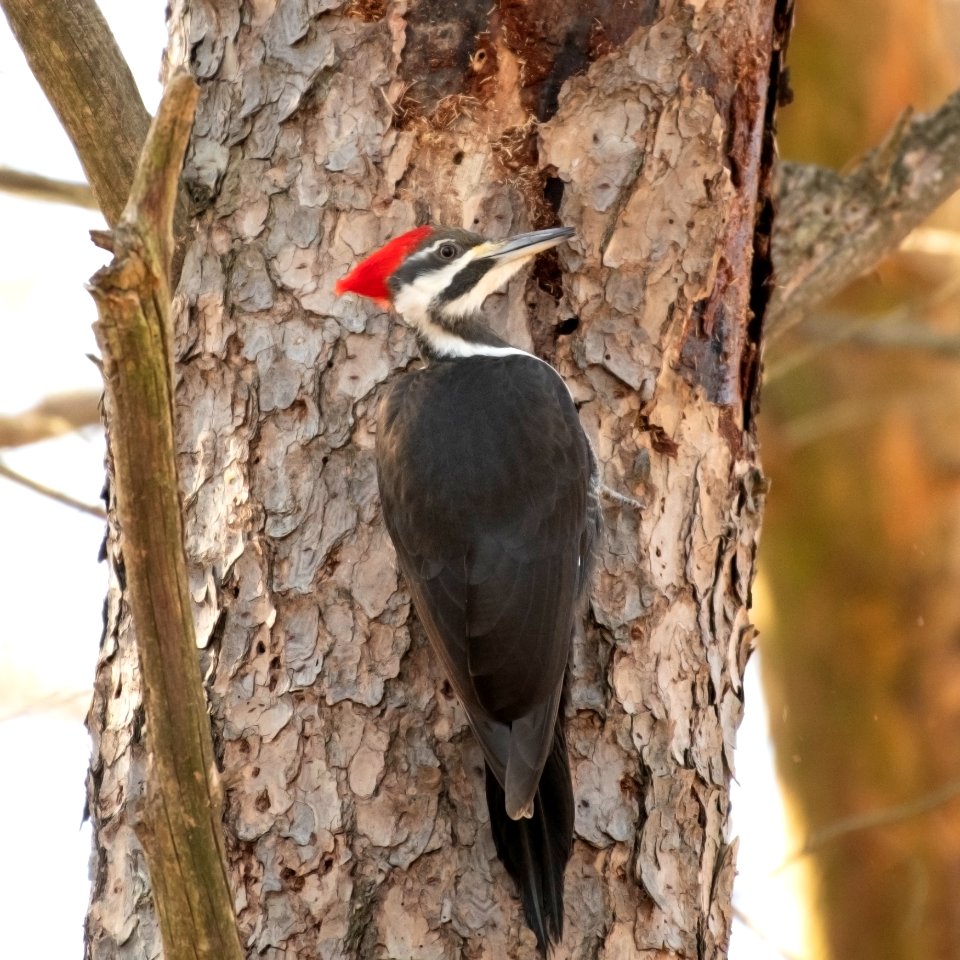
[485,724,573,954]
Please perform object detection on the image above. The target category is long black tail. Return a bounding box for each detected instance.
[485,718,574,954]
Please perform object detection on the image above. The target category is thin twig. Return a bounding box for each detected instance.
[780,777,960,870]
[0,0,150,229]
[779,388,943,450]
[0,458,106,519]
[766,270,960,381]
[0,166,98,210]
[768,319,960,383]
[0,390,102,449]
[807,322,960,356]
[0,0,188,276]
[0,688,91,723]
[732,906,805,960]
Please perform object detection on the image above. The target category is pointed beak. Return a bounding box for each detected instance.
[474,226,575,264]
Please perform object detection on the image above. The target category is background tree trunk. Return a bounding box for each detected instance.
[760,2,960,957]
[86,1,783,957]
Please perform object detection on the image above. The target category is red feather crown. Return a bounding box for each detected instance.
[334,226,434,303]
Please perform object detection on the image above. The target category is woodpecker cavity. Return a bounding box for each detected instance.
[337,224,599,953]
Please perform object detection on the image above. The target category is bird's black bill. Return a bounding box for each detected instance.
[477,227,575,264]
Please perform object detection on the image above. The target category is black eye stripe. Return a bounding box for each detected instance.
[435,258,496,303]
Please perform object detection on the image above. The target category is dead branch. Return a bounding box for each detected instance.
[766,265,960,380]
[771,88,960,336]
[0,0,150,228]
[803,318,960,357]
[782,776,960,867]
[88,69,243,960]
[731,907,804,960]
[0,458,105,518]
[0,166,97,210]
[0,687,91,723]
[0,390,102,449]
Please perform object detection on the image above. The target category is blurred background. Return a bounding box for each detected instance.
[759,2,960,958]
[0,2,957,957]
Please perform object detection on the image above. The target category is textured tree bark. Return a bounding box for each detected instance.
[85,1,785,958]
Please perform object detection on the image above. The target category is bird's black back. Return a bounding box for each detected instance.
[376,353,595,723]
[376,351,597,952]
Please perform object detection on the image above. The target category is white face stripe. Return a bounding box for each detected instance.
[391,241,549,361]
[392,255,471,325]
[406,237,456,264]
[393,238,520,322]
[393,255,532,359]
[438,258,527,320]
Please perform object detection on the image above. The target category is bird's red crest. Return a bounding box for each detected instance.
[335,226,434,303]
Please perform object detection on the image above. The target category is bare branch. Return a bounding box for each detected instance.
[0,390,102,449]
[0,166,97,210]
[0,0,151,228]
[776,388,941,449]
[900,226,960,259]
[804,319,960,357]
[0,687,91,723]
[781,775,960,867]
[732,907,804,960]
[0,458,105,518]
[767,324,960,386]
[766,266,960,380]
[771,89,960,335]
[89,69,243,960]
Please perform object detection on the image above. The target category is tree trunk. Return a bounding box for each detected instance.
[761,5,960,956]
[86,1,784,957]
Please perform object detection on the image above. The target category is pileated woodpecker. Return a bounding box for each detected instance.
[336,225,599,952]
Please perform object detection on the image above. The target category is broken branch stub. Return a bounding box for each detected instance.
[87,69,244,960]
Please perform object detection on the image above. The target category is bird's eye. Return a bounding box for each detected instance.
[438,243,457,260]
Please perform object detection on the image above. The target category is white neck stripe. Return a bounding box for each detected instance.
[389,244,563,370]
[415,317,531,359]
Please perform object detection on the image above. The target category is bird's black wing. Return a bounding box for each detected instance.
[377,354,595,814]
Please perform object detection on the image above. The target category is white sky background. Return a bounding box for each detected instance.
[0,5,806,957]
[0,5,164,956]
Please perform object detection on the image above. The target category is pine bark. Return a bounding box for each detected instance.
[86,1,785,957]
